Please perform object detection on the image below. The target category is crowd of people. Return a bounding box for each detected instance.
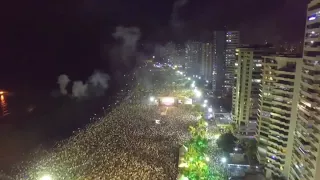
[13,70,198,180]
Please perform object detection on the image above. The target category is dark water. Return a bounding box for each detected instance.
[0,86,121,173]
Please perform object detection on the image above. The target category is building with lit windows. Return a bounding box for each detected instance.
[200,43,213,82]
[256,55,302,179]
[232,45,275,138]
[212,31,240,97]
[185,41,201,74]
[289,1,320,180]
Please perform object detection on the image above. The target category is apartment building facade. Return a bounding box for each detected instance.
[289,1,320,180]
[256,56,302,179]
[232,45,275,138]
[212,31,240,97]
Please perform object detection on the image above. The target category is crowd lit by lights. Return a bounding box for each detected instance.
[14,68,199,180]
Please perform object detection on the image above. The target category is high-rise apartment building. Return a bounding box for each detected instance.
[289,1,320,180]
[256,55,302,179]
[200,43,213,81]
[185,41,201,74]
[212,31,240,97]
[225,31,240,92]
[232,45,275,138]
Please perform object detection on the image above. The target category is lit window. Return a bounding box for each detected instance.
[309,16,316,21]
[256,64,262,67]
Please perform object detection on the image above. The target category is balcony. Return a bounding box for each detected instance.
[305,36,320,43]
[272,105,291,114]
[303,60,319,69]
[300,97,317,108]
[313,113,320,121]
[275,79,295,86]
[306,158,316,170]
[296,138,311,151]
[268,133,287,144]
[298,105,314,117]
[294,146,307,159]
[273,82,293,88]
[267,144,279,153]
[273,88,293,95]
[302,72,320,81]
[301,80,320,90]
[272,100,291,107]
[306,27,320,33]
[313,122,320,132]
[309,133,320,146]
[301,88,318,99]
[297,122,313,134]
[304,46,320,51]
[290,167,302,180]
[298,112,314,125]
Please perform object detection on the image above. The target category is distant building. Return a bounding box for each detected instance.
[200,43,213,81]
[232,44,275,138]
[185,41,201,74]
[213,31,240,97]
[276,42,303,55]
[256,55,302,179]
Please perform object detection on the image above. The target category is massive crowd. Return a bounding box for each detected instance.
[13,71,198,180]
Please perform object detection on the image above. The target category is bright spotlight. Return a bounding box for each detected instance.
[40,175,52,180]
[205,156,210,162]
[208,108,213,112]
[149,96,155,102]
[194,89,202,97]
[221,157,227,163]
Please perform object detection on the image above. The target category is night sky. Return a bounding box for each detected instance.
[0,0,308,90]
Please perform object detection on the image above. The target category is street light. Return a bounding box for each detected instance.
[205,156,210,162]
[204,99,208,104]
[149,96,155,102]
[221,157,227,163]
[202,103,207,108]
[40,175,52,180]
[187,77,191,80]
[208,107,213,113]
[194,89,202,97]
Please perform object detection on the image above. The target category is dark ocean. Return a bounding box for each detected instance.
[0,79,126,173]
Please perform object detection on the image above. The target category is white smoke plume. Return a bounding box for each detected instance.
[72,81,88,98]
[89,71,110,89]
[57,71,110,98]
[112,26,141,61]
[171,0,188,28]
[57,74,70,95]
